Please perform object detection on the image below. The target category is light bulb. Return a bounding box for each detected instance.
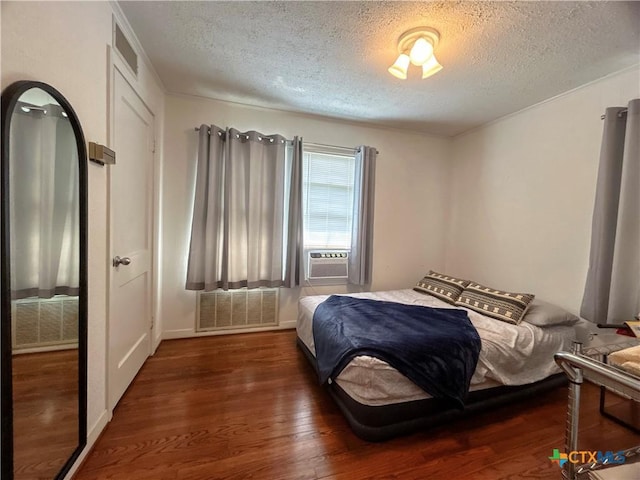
[388,53,410,80]
[409,37,434,66]
[421,54,443,79]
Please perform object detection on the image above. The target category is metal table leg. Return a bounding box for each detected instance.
[563,343,583,480]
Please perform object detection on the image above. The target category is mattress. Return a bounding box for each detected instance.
[297,289,577,406]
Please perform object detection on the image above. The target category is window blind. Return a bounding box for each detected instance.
[302,151,355,249]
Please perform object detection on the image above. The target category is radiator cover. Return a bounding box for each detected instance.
[12,296,79,350]
[197,289,279,331]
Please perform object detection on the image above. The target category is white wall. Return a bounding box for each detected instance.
[1,0,164,474]
[160,94,452,337]
[446,66,640,314]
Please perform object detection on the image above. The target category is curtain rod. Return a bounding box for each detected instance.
[194,128,379,154]
[194,127,292,143]
[600,108,628,120]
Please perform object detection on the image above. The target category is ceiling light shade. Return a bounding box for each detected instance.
[390,26,442,80]
[421,55,443,79]
[388,53,410,79]
[409,37,433,66]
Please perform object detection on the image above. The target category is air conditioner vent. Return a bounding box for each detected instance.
[308,251,349,280]
[115,23,138,75]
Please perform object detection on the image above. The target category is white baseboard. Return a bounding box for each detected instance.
[63,408,110,479]
[279,319,297,329]
[162,328,196,340]
[152,331,162,354]
[162,321,296,340]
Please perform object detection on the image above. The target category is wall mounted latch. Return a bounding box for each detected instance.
[89,142,116,166]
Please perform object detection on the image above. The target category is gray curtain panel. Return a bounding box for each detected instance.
[185,125,225,290]
[9,103,80,299]
[283,137,303,288]
[186,125,301,291]
[348,145,377,285]
[581,99,640,323]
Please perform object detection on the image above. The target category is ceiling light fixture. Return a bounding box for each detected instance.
[388,27,443,80]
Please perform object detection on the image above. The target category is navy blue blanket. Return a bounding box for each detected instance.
[312,295,481,408]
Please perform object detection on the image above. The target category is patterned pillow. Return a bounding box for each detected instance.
[414,271,470,304]
[455,282,535,325]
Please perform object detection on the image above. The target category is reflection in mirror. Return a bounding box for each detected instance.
[2,83,86,480]
[10,88,79,479]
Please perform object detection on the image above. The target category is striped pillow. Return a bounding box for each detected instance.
[414,271,470,304]
[455,283,535,325]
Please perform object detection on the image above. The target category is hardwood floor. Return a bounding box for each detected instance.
[12,349,79,479]
[75,331,639,480]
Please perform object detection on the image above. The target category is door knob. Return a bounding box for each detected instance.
[113,256,131,267]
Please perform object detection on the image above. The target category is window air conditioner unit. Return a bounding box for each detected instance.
[308,251,349,280]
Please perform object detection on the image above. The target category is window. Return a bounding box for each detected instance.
[300,143,376,286]
[302,148,356,251]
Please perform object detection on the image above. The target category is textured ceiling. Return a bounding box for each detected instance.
[119,1,640,136]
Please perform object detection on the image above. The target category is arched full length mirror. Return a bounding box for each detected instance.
[1,81,87,480]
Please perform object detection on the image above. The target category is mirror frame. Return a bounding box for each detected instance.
[1,80,88,480]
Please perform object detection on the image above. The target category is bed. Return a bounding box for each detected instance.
[297,288,582,441]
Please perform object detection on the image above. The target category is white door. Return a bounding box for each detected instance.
[108,66,154,410]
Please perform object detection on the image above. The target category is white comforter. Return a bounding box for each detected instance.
[297,289,577,405]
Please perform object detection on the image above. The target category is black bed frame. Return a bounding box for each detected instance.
[297,337,566,441]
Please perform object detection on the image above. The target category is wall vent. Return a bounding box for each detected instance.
[197,289,278,332]
[11,296,79,351]
[114,23,138,75]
